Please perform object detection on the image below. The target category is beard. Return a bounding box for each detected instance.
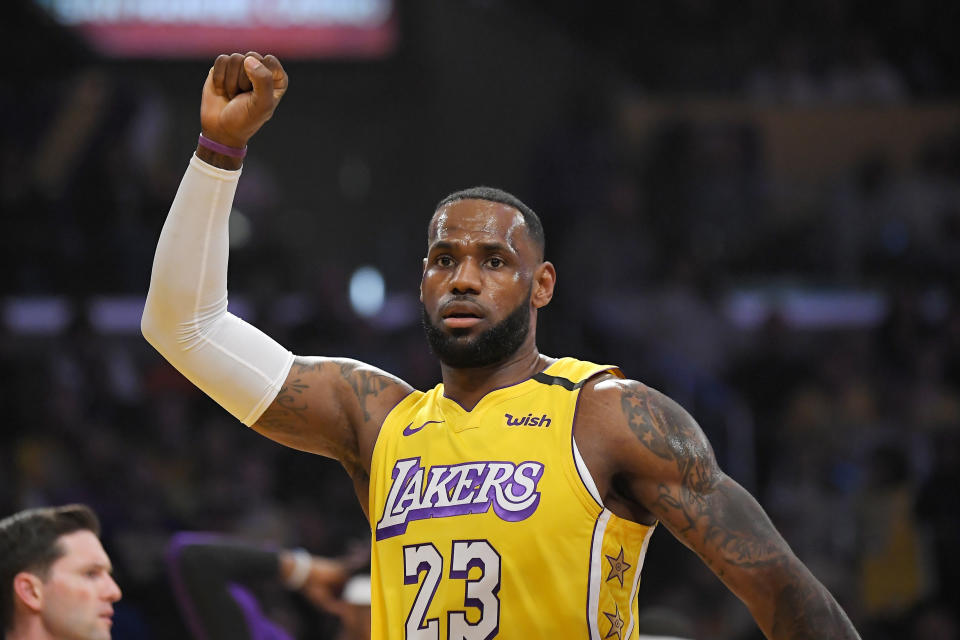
[421,295,531,369]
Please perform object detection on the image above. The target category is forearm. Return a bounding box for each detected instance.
[612,381,861,639]
[143,154,237,325]
[141,154,293,424]
[751,559,860,640]
[664,479,860,639]
[674,480,860,639]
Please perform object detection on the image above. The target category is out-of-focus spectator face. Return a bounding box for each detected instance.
[32,530,121,640]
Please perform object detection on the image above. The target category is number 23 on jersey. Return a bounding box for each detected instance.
[403,540,501,640]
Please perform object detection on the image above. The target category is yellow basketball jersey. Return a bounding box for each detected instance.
[369,358,656,639]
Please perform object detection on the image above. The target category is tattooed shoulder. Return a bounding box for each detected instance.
[616,380,718,478]
[255,356,409,444]
[615,380,788,568]
[334,359,408,423]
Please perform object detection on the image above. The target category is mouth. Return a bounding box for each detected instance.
[440,303,485,329]
[442,313,483,329]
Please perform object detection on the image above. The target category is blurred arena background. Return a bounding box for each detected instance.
[2,0,959,638]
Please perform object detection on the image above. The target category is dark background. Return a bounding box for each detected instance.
[2,1,959,638]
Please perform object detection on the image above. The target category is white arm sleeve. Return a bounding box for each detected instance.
[141,155,295,426]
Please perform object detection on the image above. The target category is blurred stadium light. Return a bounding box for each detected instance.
[32,0,397,58]
[349,265,386,318]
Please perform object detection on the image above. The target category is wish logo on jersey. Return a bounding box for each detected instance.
[505,412,551,427]
[375,457,545,540]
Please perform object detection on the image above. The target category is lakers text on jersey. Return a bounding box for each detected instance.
[369,358,656,639]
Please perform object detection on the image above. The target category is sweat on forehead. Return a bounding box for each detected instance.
[429,186,546,256]
[429,201,524,241]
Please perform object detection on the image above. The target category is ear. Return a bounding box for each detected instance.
[420,258,427,303]
[13,572,44,613]
[531,261,556,309]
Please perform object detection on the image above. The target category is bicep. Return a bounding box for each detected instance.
[252,356,412,468]
[614,382,803,606]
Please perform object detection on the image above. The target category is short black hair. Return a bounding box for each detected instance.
[434,186,545,258]
[0,504,101,630]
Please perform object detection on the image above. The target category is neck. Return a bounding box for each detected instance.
[439,340,549,411]
[7,617,49,640]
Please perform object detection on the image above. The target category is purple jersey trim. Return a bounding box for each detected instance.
[167,532,221,640]
[166,532,290,640]
[227,584,294,640]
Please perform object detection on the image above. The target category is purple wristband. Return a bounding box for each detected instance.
[198,133,248,159]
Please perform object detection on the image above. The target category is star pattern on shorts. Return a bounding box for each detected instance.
[603,603,625,639]
[605,546,632,587]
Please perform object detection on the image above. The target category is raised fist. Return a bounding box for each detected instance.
[200,51,288,149]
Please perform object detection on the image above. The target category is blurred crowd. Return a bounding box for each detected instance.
[2,1,960,638]
[520,0,959,99]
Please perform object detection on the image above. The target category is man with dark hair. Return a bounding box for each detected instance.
[0,505,121,640]
[142,52,861,639]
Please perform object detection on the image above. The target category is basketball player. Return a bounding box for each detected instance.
[0,505,121,640]
[141,52,861,639]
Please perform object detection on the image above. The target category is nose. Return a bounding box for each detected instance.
[104,575,122,602]
[450,257,482,295]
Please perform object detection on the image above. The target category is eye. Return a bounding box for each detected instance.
[487,257,505,268]
[435,255,454,268]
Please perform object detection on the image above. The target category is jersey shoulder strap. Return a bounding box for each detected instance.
[532,357,623,391]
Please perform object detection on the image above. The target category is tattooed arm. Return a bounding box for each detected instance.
[142,52,414,491]
[252,357,412,481]
[577,378,860,640]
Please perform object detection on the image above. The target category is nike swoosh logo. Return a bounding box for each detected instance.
[402,420,444,436]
